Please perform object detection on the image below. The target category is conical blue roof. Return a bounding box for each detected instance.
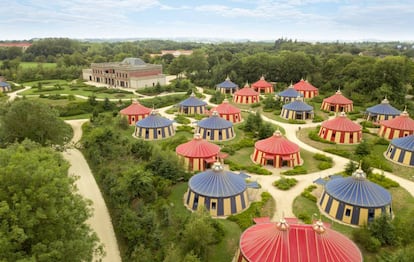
[198,111,233,129]
[278,86,303,98]
[390,135,414,151]
[283,100,313,112]
[217,77,238,89]
[135,111,173,128]
[325,168,391,207]
[189,162,246,197]
[366,98,400,116]
[179,93,207,107]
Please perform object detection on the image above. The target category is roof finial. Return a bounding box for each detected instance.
[244,81,249,88]
[225,75,230,81]
[312,219,326,234]
[401,106,409,117]
[276,212,289,231]
[212,161,224,172]
[352,160,366,180]
[212,110,219,117]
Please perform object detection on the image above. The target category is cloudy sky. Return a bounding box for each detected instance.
[1,0,413,42]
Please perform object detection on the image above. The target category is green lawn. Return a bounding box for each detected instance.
[20,62,57,69]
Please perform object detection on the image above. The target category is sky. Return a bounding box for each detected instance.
[1,0,413,42]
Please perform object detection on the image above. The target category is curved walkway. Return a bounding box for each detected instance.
[62,119,121,262]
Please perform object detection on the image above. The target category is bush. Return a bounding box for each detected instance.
[312,114,324,123]
[368,173,399,189]
[281,166,307,175]
[225,160,272,175]
[176,125,193,133]
[273,177,298,190]
[318,161,333,170]
[297,213,312,224]
[353,227,381,252]
[374,137,390,145]
[174,115,191,124]
[301,185,317,202]
[323,148,351,158]
[313,153,333,162]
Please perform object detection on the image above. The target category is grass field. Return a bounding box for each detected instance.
[0,61,57,69]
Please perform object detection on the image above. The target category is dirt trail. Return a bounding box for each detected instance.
[62,119,121,262]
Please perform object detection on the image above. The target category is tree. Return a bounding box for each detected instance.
[0,100,71,146]
[0,140,102,261]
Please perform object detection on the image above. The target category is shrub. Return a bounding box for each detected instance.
[374,137,390,145]
[318,161,333,170]
[225,160,272,175]
[368,173,399,189]
[174,115,191,124]
[312,114,324,123]
[176,125,193,133]
[281,166,307,175]
[323,148,351,158]
[297,213,312,224]
[301,185,317,202]
[273,177,298,190]
[313,153,333,162]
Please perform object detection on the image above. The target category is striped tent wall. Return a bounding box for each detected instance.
[319,191,392,226]
[252,148,301,168]
[134,125,175,140]
[185,189,249,217]
[125,113,149,125]
[177,155,215,172]
[278,96,297,103]
[179,105,207,115]
[297,90,318,99]
[367,113,398,123]
[196,126,235,141]
[385,144,414,166]
[378,126,413,140]
[233,94,260,104]
[217,87,238,94]
[219,113,242,123]
[280,108,314,120]
[318,127,362,144]
[253,86,273,94]
[320,102,353,112]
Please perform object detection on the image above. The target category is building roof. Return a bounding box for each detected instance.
[198,111,233,129]
[293,79,318,91]
[323,89,353,105]
[325,167,392,207]
[217,76,238,89]
[235,83,260,96]
[255,130,299,155]
[282,99,313,112]
[176,134,220,158]
[135,110,173,128]
[188,162,247,197]
[390,135,414,151]
[179,92,207,107]
[239,218,362,262]
[0,81,11,87]
[380,110,414,131]
[366,98,401,116]
[120,101,152,115]
[210,99,241,115]
[321,112,361,132]
[277,85,303,98]
[121,57,146,66]
[252,76,272,89]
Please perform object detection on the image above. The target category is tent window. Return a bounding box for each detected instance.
[345,209,351,216]
[389,147,393,153]
[211,202,216,210]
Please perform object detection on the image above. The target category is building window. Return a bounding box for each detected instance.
[345,208,351,216]
[388,147,393,153]
[211,202,216,210]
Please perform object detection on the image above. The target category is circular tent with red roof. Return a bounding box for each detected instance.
[252,130,301,168]
[251,75,273,94]
[378,110,414,140]
[176,134,226,172]
[236,217,362,262]
[120,100,151,125]
[178,92,207,115]
[210,99,242,123]
[233,83,260,104]
[318,112,362,144]
[321,89,353,112]
[293,78,319,98]
[216,76,239,94]
[185,162,249,217]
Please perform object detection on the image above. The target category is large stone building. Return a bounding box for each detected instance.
[83,57,166,89]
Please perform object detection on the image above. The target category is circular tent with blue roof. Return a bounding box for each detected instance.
[385,135,414,166]
[276,84,303,103]
[366,97,401,123]
[196,111,235,141]
[134,110,175,140]
[216,76,239,94]
[319,166,392,226]
[178,92,207,115]
[280,97,314,120]
[185,162,249,217]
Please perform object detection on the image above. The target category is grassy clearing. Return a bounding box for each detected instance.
[20,62,57,69]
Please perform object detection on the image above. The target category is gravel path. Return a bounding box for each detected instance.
[62,119,121,262]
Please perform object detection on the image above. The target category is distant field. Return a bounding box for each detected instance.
[0,61,57,69]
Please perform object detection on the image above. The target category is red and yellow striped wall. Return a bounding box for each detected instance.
[233,94,260,104]
[185,189,249,217]
[297,90,318,99]
[252,148,301,168]
[321,102,353,112]
[318,127,361,144]
[134,125,175,140]
[319,191,392,226]
[124,114,149,125]
[378,126,413,140]
[177,156,215,172]
[219,112,242,123]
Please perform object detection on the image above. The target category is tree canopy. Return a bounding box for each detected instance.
[0,140,102,261]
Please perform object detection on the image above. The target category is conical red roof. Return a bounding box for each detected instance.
[293,79,318,91]
[120,101,152,115]
[322,112,361,132]
[255,130,299,155]
[252,76,272,88]
[176,134,220,158]
[235,84,260,96]
[380,110,414,131]
[210,99,241,115]
[323,90,352,104]
[239,219,362,262]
